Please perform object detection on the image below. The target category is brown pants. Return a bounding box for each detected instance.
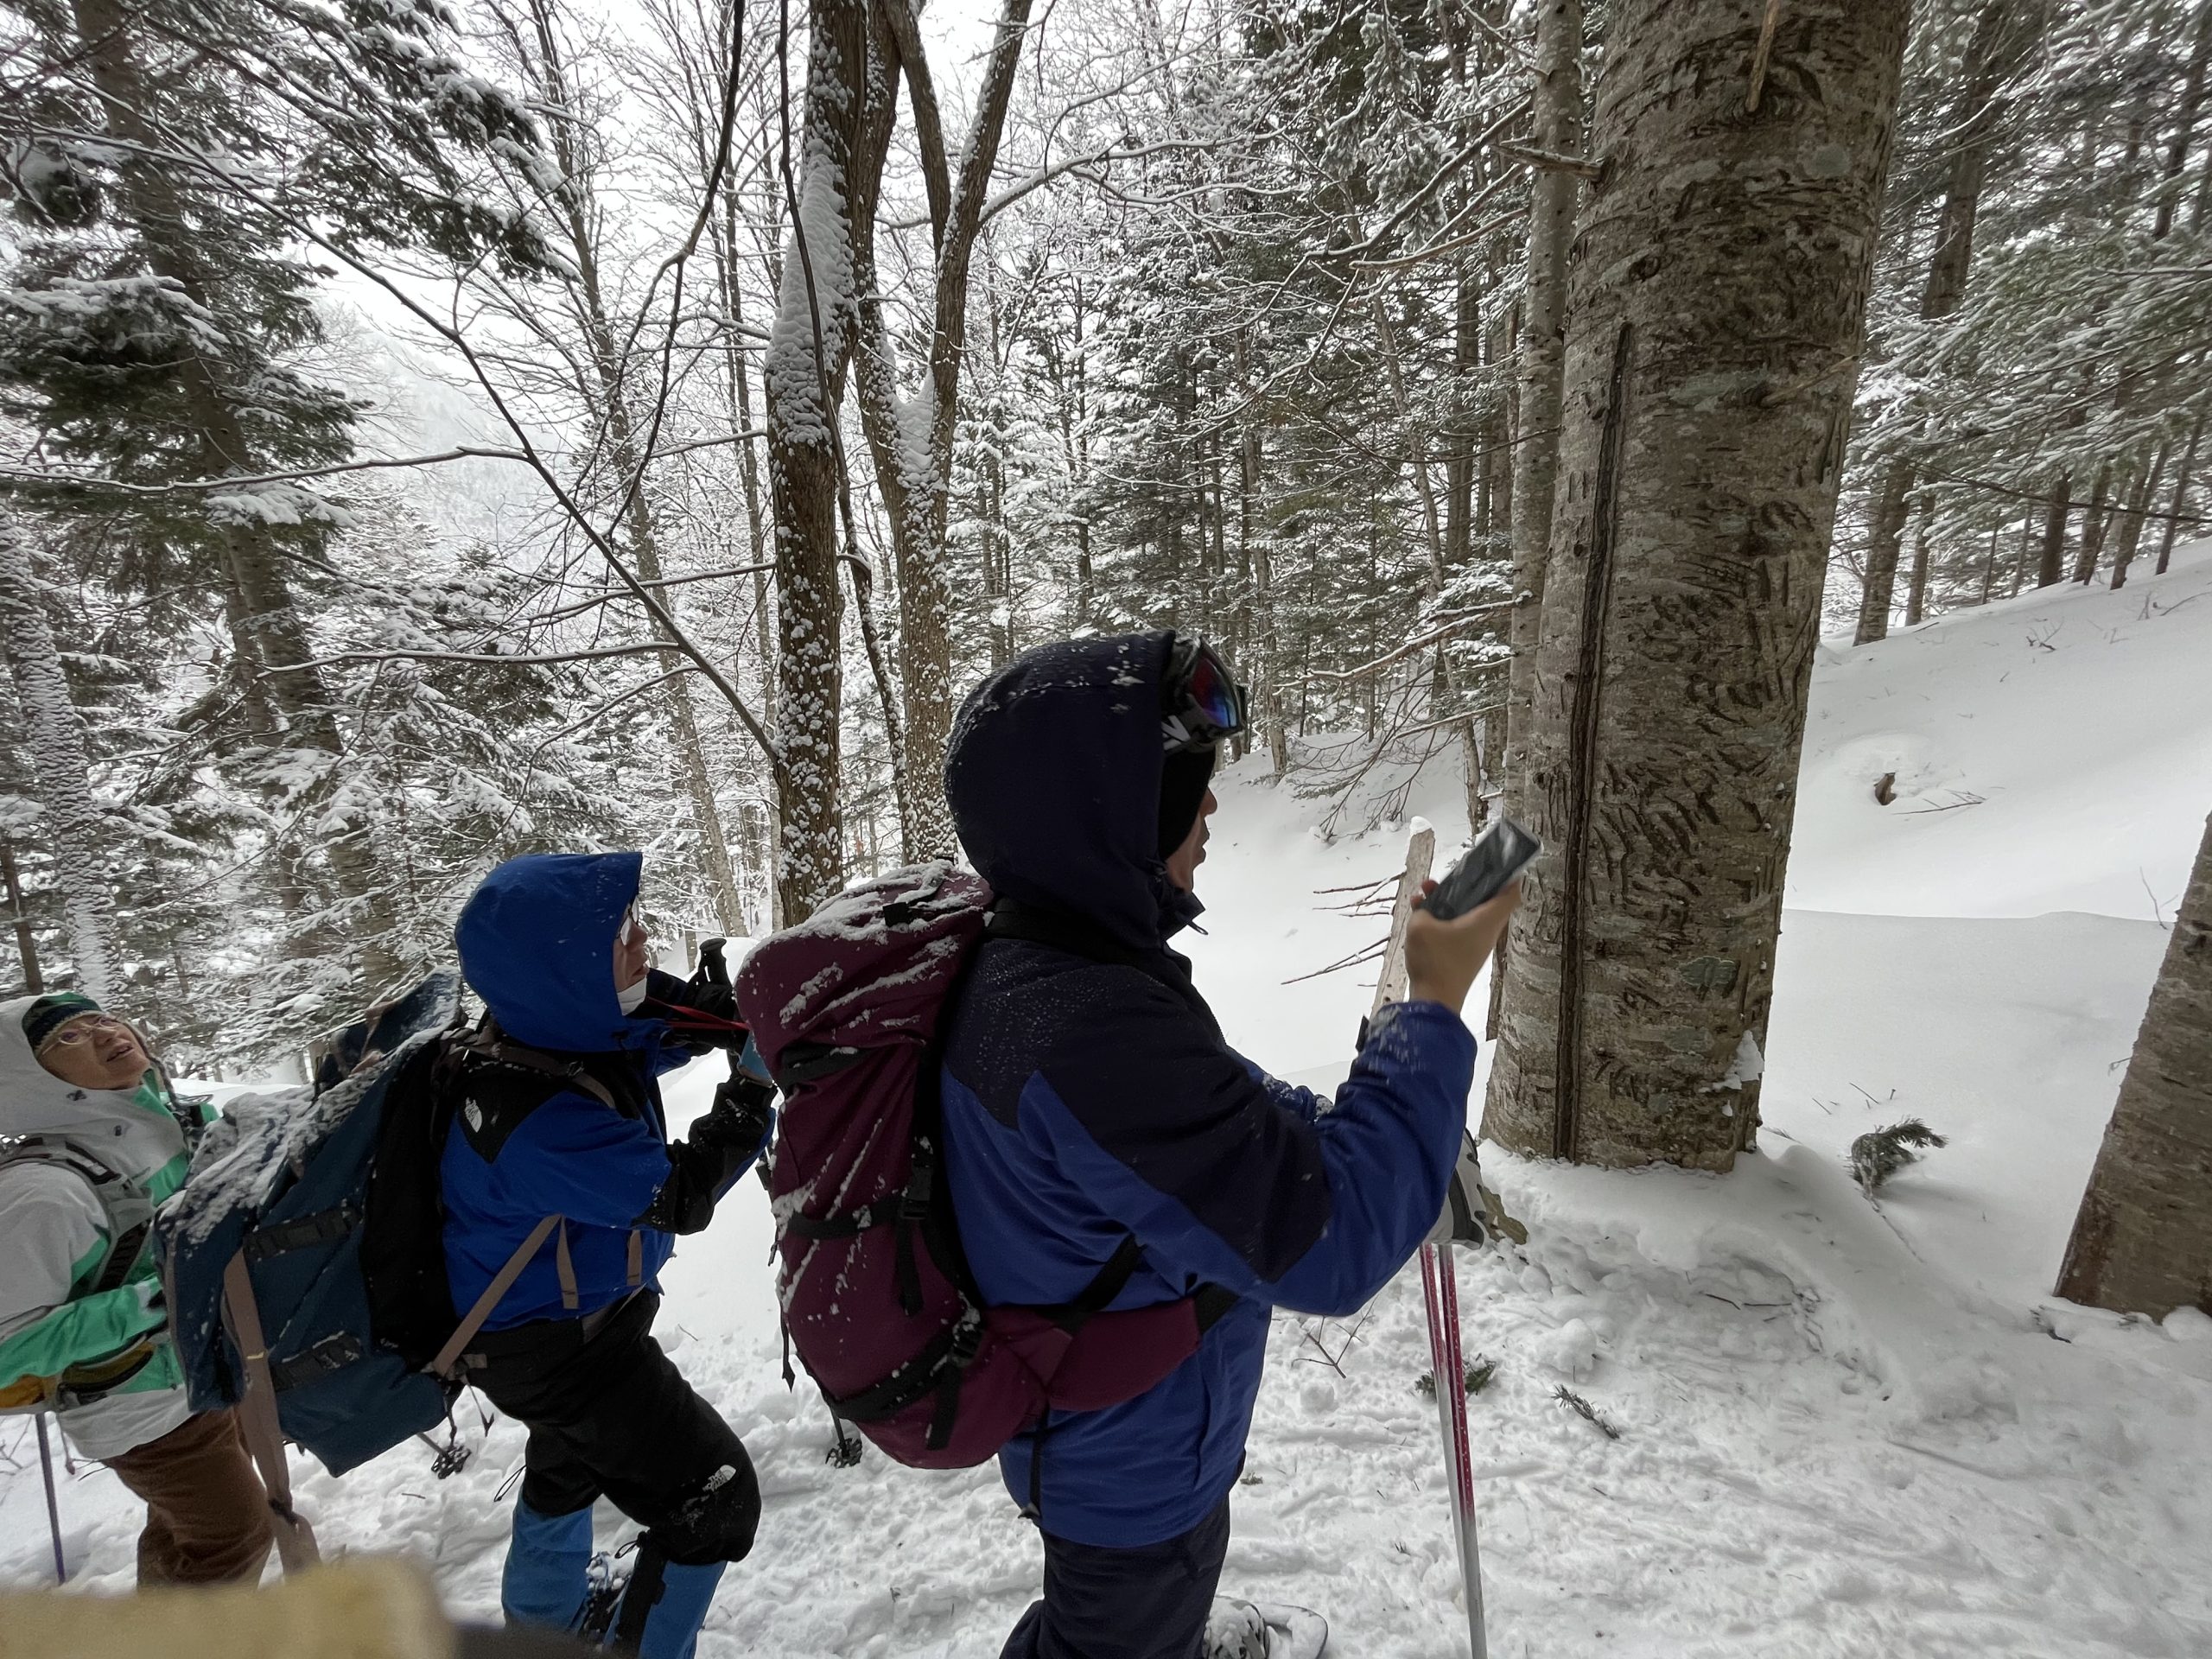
[103,1408,274,1586]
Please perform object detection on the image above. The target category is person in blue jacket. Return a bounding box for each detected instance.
[442,850,772,1659]
[938,631,1520,1659]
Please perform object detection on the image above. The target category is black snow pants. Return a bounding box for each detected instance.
[467,1290,760,1567]
[999,1497,1231,1659]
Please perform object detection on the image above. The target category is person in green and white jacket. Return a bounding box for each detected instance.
[0,990,273,1585]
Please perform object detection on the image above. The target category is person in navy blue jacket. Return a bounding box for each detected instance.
[939,631,1520,1659]
[441,850,773,1659]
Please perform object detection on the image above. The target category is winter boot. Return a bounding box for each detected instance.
[1204,1598,1328,1659]
[608,1541,726,1659]
[501,1500,594,1631]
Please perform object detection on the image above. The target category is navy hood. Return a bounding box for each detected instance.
[455,851,661,1053]
[945,630,1205,953]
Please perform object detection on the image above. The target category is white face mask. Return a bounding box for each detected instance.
[616,976,650,1014]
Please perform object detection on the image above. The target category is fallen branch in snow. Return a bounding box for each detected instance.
[1417,1357,1497,1399]
[1554,1385,1621,1440]
[1849,1118,1948,1197]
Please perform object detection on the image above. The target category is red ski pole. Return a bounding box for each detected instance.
[1376,823,1488,1659]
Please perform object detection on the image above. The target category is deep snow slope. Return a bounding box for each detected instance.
[6,546,2210,1658]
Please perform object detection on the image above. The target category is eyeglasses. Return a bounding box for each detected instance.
[1160,634,1249,754]
[618,898,647,948]
[39,1014,137,1053]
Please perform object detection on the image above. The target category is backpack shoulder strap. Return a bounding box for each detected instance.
[0,1135,156,1294]
[448,1027,620,1112]
[426,1212,566,1380]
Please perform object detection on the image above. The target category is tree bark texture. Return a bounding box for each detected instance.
[1483,0,1909,1172]
[1503,0,1585,823]
[2056,812,2212,1317]
[765,0,894,920]
[0,524,123,1002]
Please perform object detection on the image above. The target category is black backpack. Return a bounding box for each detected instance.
[157,973,617,1572]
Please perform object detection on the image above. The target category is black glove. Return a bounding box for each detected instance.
[635,1076,777,1235]
[651,948,748,1054]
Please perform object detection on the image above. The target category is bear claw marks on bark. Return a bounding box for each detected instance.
[1481,0,1908,1173]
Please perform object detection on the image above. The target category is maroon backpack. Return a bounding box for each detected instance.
[735,861,1230,1468]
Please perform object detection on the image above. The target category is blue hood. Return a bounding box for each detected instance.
[455,851,659,1054]
[944,631,1202,953]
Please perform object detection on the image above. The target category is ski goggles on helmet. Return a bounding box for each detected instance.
[1160,633,1249,753]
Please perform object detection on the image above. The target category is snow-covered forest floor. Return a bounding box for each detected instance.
[7,547,2212,1657]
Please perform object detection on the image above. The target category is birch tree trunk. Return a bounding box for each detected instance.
[0,524,123,1003]
[1484,0,1909,1171]
[765,0,893,920]
[1502,0,1585,823]
[2056,813,2212,1317]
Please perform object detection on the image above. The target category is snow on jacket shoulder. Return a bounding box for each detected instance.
[938,632,1477,1548]
[441,852,696,1332]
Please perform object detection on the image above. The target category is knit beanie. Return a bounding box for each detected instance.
[22,991,99,1053]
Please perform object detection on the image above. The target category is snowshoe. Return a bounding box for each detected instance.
[1205,1598,1328,1659]
[575,1551,630,1643]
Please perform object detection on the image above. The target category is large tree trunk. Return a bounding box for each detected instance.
[2107,447,2168,591]
[850,0,1033,865]
[2037,478,2070,587]
[0,523,123,1002]
[764,0,893,920]
[2154,416,2204,577]
[2072,459,2116,583]
[1483,0,1909,1171]
[1853,461,1915,643]
[1903,490,1933,626]
[2056,812,2212,1316]
[1502,0,1585,821]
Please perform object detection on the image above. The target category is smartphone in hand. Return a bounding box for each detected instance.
[1421,817,1541,921]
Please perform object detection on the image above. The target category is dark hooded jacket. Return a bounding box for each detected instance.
[440,851,724,1331]
[938,632,1476,1548]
